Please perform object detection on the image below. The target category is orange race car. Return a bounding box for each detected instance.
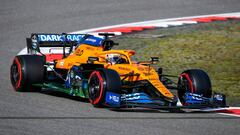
[10,33,226,109]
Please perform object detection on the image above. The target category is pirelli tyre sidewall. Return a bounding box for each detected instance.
[88,68,122,107]
[10,55,45,91]
[178,69,212,105]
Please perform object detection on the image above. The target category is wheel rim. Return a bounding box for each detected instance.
[178,73,193,105]
[10,58,22,89]
[88,71,104,105]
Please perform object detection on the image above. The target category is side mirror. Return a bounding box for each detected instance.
[151,57,159,63]
[87,57,99,64]
[158,68,162,75]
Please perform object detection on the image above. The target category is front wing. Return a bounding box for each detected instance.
[104,91,227,109]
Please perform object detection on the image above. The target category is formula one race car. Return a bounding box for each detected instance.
[10,33,226,109]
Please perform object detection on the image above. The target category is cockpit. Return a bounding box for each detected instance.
[105,53,129,65]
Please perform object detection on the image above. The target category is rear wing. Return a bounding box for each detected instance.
[26,33,88,53]
[26,33,104,57]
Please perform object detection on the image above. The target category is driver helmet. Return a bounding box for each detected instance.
[106,54,120,65]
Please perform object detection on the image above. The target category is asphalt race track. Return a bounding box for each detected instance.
[0,0,240,135]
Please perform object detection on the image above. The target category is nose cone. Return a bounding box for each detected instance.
[135,64,174,99]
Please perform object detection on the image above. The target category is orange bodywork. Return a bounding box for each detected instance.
[55,44,174,99]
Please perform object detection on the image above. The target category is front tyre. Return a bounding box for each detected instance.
[88,68,121,107]
[177,69,212,105]
[10,55,45,92]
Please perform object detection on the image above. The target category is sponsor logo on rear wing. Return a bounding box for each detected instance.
[37,34,85,42]
[27,34,86,50]
[27,33,104,54]
[28,33,103,48]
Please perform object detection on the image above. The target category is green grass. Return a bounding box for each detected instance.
[113,20,240,106]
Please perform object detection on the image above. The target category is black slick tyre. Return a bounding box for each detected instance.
[10,55,45,92]
[177,69,212,105]
[88,68,121,107]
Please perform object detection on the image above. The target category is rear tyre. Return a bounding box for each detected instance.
[10,55,45,92]
[88,68,121,107]
[177,69,212,105]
